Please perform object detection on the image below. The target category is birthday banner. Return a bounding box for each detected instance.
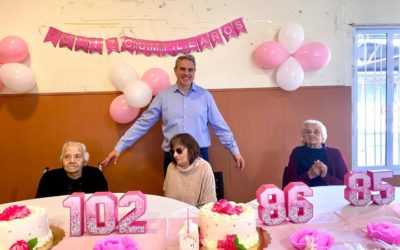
[43,18,247,57]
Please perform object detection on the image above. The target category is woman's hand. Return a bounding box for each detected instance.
[308,162,322,179]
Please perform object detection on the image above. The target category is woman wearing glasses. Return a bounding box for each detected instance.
[163,133,217,207]
[35,141,108,198]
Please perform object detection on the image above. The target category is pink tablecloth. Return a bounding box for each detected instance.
[0,194,198,250]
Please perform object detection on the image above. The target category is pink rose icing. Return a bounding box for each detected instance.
[290,228,334,250]
[212,199,243,215]
[9,240,30,250]
[93,236,138,250]
[367,222,400,245]
[0,205,31,221]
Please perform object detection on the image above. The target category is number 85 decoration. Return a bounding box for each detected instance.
[256,182,313,226]
[344,170,395,206]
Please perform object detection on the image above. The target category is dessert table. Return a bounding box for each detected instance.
[0,194,199,250]
[247,185,400,249]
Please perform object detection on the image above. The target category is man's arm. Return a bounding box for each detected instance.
[206,91,245,170]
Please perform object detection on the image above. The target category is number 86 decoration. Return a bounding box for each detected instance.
[256,182,313,226]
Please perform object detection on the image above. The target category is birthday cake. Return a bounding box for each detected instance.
[0,205,53,250]
[199,200,259,249]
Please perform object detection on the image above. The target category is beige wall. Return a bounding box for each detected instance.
[1,0,400,94]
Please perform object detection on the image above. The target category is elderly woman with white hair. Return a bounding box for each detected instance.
[36,141,108,198]
[283,119,349,187]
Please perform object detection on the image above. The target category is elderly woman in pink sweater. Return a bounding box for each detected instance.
[163,133,217,207]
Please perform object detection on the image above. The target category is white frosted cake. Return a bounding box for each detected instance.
[199,200,259,249]
[0,205,53,250]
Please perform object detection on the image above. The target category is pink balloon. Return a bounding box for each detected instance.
[0,36,29,64]
[294,42,331,71]
[254,41,289,69]
[141,68,170,96]
[109,95,140,124]
[0,67,4,90]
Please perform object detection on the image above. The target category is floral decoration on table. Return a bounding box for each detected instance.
[290,228,334,250]
[93,236,138,250]
[217,235,246,250]
[212,199,243,215]
[367,222,400,246]
[0,205,31,221]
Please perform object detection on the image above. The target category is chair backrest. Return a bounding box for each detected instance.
[42,166,49,175]
[214,171,224,200]
[282,166,289,188]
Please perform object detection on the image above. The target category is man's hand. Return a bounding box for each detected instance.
[101,149,120,167]
[233,154,245,171]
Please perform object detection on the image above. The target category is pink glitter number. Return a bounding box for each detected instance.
[284,182,313,223]
[256,184,286,226]
[367,170,395,205]
[63,192,85,236]
[85,192,118,235]
[344,172,372,206]
[118,191,147,234]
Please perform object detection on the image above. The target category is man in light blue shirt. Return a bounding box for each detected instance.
[102,55,245,173]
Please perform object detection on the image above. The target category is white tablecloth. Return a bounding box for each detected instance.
[0,193,198,250]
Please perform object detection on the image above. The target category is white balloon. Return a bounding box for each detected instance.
[123,80,152,108]
[276,57,304,91]
[0,63,36,92]
[110,63,138,91]
[278,23,305,54]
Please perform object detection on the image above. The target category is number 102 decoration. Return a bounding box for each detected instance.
[63,191,147,236]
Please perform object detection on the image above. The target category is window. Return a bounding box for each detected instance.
[352,27,400,173]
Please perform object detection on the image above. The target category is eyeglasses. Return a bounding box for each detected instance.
[63,154,83,161]
[169,147,185,155]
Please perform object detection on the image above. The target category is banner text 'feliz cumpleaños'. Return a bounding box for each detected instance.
[43,18,247,57]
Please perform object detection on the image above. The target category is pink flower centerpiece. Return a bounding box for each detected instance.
[93,236,138,250]
[367,222,400,245]
[212,199,243,216]
[290,228,334,250]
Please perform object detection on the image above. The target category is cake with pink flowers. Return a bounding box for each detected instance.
[199,199,259,249]
[0,205,53,250]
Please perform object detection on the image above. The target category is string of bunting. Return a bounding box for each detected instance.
[43,17,247,56]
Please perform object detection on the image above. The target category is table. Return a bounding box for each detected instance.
[0,193,199,250]
[247,185,400,249]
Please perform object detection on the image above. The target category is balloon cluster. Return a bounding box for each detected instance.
[254,23,331,91]
[109,64,170,124]
[0,36,36,93]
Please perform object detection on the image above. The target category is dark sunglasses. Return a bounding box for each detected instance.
[170,147,185,155]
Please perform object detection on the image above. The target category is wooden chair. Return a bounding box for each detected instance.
[214,171,224,200]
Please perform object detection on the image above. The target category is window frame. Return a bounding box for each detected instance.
[352,26,399,174]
